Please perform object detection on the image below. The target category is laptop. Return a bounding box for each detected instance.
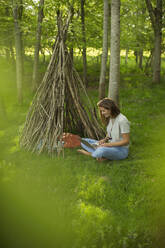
[81,139,99,150]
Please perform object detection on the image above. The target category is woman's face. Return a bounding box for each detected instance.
[99,107,111,118]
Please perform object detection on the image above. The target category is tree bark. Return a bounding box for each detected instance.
[69,15,74,63]
[32,0,44,92]
[80,0,87,86]
[13,0,23,104]
[139,49,143,69]
[99,0,109,100]
[70,47,74,62]
[153,22,162,83]
[108,0,120,106]
[134,50,138,64]
[145,0,162,83]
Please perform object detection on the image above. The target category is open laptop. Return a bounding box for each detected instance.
[81,139,99,150]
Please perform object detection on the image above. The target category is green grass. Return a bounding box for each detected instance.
[0,56,165,248]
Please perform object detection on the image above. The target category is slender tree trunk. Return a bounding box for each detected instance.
[80,0,87,86]
[5,6,15,63]
[153,0,162,83]
[99,0,109,100]
[134,50,138,64]
[153,25,161,83]
[108,0,120,105]
[9,41,15,64]
[41,49,45,64]
[13,0,23,104]
[139,49,143,69]
[32,0,44,92]
[125,48,129,65]
[21,30,24,76]
[69,14,74,63]
[144,49,153,74]
[145,0,162,83]
[70,47,74,62]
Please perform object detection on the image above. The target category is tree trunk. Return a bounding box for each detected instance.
[32,0,44,92]
[80,0,87,86]
[153,25,162,83]
[145,0,162,83]
[9,41,15,64]
[41,48,46,64]
[134,50,138,64]
[108,0,120,106]
[5,6,15,64]
[125,48,129,65]
[70,47,74,62]
[139,49,143,69]
[144,49,153,74]
[69,12,75,64]
[13,0,23,104]
[99,0,109,100]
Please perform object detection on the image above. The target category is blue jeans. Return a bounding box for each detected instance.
[81,138,129,160]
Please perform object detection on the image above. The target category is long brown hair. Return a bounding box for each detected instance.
[97,98,120,125]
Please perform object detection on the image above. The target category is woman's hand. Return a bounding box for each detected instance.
[98,138,107,145]
[100,143,112,147]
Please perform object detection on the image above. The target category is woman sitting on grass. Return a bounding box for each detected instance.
[78,98,130,161]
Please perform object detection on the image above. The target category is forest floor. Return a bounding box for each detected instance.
[0,57,165,248]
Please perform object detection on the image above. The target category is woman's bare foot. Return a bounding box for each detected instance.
[77,149,91,156]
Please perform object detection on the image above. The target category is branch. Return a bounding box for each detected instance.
[145,0,156,30]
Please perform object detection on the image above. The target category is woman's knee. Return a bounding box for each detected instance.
[92,147,105,158]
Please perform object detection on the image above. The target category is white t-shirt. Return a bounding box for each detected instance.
[106,113,130,148]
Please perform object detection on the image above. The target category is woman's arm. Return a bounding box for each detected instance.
[100,133,130,147]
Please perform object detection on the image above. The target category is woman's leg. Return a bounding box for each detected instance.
[92,146,129,160]
[81,138,98,153]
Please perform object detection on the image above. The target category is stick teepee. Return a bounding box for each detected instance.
[20,12,105,154]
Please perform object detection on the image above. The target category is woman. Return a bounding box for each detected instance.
[78,98,130,161]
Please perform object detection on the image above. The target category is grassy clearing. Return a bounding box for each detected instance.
[0,56,165,248]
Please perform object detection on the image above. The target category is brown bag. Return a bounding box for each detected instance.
[62,133,81,148]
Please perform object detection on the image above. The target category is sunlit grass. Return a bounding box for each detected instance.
[0,56,165,247]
